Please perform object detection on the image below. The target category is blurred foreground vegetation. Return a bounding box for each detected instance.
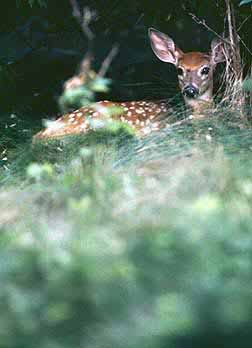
[1,108,252,347]
[1,0,252,347]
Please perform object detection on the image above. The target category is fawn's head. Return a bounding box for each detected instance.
[149,28,225,109]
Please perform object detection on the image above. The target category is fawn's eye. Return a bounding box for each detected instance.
[201,66,210,75]
[177,68,184,76]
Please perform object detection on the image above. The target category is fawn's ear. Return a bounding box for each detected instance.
[148,28,183,66]
[210,38,226,65]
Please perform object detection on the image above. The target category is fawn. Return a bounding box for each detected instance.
[34,28,225,140]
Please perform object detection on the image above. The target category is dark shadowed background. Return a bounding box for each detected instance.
[0,0,251,120]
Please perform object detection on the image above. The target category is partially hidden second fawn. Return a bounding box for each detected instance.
[34,28,225,140]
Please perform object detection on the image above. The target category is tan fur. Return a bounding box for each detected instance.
[178,52,210,70]
[33,29,225,140]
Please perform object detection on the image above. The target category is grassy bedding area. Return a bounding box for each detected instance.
[1,106,252,347]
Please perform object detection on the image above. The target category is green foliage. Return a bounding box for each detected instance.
[243,78,252,92]
[26,162,54,181]
[2,0,252,346]
[59,77,111,112]
[90,77,111,93]
[239,0,252,6]
[1,109,252,347]
[58,86,95,111]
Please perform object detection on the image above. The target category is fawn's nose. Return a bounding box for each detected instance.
[183,85,199,99]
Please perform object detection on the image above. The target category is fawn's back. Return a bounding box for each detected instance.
[34,28,225,141]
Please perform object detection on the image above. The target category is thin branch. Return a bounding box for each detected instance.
[97,44,119,78]
[80,51,93,72]
[238,35,252,57]
[69,0,81,20]
[225,0,235,47]
[237,14,251,32]
[69,0,95,42]
[81,6,96,42]
[188,12,233,47]
[66,0,118,97]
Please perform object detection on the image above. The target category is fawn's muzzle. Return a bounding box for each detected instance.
[183,85,199,99]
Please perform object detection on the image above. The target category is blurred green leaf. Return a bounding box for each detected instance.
[89,77,111,93]
[26,162,54,181]
[239,0,252,5]
[242,78,252,92]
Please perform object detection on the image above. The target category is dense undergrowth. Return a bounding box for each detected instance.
[1,105,252,347]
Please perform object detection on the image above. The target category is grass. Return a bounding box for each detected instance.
[1,105,252,347]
